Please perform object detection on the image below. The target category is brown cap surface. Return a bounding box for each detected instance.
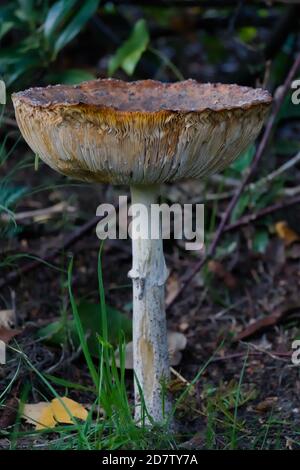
[12,79,272,184]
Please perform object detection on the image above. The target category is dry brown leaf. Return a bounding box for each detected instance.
[235,304,300,341]
[208,260,238,289]
[22,397,88,430]
[115,331,187,369]
[0,397,19,429]
[255,396,278,413]
[275,221,300,246]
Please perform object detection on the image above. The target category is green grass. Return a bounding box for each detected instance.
[2,248,177,449]
[1,247,299,450]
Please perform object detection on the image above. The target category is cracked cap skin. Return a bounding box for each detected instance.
[12,79,272,185]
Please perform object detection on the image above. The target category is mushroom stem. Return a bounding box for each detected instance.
[128,184,171,424]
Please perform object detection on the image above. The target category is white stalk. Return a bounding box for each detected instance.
[128,184,171,424]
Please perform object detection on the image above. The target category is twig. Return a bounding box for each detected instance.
[0,199,125,290]
[210,350,291,363]
[224,194,300,232]
[284,185,300,197]
[243,342,291,362]
[248,150,300,192]
[167,53,300,310]
[0,117,18,128]
[170,366,190,384]
[0,201,76,223]
[209,149,300,195]
[45,344,83,374]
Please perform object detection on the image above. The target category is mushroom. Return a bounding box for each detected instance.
[12,79,272,424]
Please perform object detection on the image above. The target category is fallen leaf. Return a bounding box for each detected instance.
[179,431,206,450]
[0,397,18,429]
[208,260,238,289]
[22,397,88,430]
[235,304,300,341]
[275,221,300,246]
[36,302,131,354]
[115,331,187,369]
[23,402,50,427]
[255,396,278,413]
[35,404,56,431]
[51,397,88,424]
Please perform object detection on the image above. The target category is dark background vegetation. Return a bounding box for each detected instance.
[0,0,300,450]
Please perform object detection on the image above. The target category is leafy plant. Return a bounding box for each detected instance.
[36,300,132,356]
[0,0,100,88]
[0,108,28,237]
[108,19,150,76]
[230,145,255,175]
[45,0,99,58]
[252,228,269,253]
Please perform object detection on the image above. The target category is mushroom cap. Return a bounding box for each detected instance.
[12,79,272,184]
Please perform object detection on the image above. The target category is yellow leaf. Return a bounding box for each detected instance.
[275,221,300,246]
[51,397,88,424]
[36,404,57,430]
[22,397,88,430]
[23,402,51,428]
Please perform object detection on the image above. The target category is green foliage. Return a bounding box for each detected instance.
[252,228,269,253]
[228,145,283,224]
[49,0,99,57]
[238,27,257,43]
[274,138,300,156]
[108,19,150,76]
[0,108,28,237]
[230,145,255,174]
[0,184,27,237]
[277,93,300,122]
[202,35,226,64]
[44,0,78,43]
[231,192,250,222]
[0,184,27,215]
[0,0,100,88]
[47,68,95,85]
[36,300,132,356]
